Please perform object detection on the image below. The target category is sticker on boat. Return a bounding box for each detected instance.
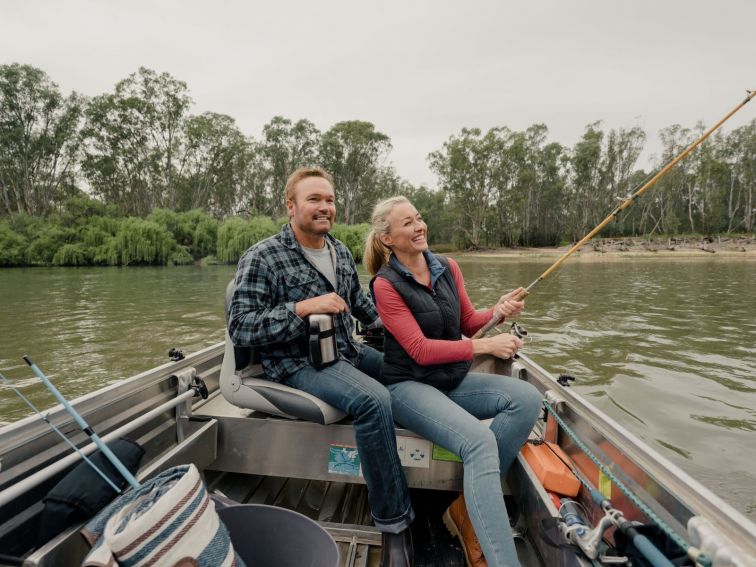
[328,444,362,476]
[431,445,462,463]
[397,436,432,468]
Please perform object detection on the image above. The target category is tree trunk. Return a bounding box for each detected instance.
[727,172,738,232]
[687,182,696,234]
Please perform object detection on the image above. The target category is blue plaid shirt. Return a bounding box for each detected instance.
[228,223,379,383]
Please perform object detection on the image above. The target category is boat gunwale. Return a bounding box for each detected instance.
[517,352,756,556]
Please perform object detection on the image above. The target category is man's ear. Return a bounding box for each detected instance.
[285,198,294,218]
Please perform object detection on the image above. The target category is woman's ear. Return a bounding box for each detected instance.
[379,232,393,248]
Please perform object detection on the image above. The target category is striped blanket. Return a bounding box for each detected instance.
[81,464,243,567]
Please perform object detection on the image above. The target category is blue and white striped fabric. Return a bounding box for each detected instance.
[81,464,244,567]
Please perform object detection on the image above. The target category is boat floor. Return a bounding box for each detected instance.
[204,469,544,567]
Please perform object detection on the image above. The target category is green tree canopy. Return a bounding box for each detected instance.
[0,63,83,216]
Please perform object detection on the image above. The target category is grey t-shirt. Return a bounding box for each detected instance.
[301,241,337,289]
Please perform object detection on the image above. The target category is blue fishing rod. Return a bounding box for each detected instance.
[0,372,121,494]
[23,356,141,490]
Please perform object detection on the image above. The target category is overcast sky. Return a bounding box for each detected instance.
[2,0,754,187]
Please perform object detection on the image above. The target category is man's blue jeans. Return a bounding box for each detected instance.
[286,345,414,533]
[388,372,542,567]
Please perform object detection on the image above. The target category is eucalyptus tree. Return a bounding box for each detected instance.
[566,122,645,239]
[429,127,513,249]
[566,122,604,239]
[80,68,192,215]
[180,112,248,216]
[404,185,454,245]
[260,116,321,216]
[318,120,392,225]
[236,139,273,217]
[652,125,696,234]
[0,64,83,216]
[726,119,755,232]
[527,136,569,246]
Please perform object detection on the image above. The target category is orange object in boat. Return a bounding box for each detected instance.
[520,442,581,497]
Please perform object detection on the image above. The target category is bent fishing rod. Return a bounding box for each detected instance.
[473,89,755,340]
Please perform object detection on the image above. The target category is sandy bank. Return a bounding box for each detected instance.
[456,236,756,261]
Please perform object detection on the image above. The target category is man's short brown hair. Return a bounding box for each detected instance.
[284,167,335,202]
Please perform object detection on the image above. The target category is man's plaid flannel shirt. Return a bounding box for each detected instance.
[228,223,379,383]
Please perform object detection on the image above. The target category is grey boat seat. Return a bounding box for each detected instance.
[220,281,347,425]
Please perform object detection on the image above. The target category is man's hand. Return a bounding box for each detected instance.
[472,333,523,360]
[494,287,526,321]
[295,293,349,318]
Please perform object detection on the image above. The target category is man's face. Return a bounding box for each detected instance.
[287,176,337,237]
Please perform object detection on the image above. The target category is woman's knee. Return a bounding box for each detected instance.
[461,425,498,460]
[520,383,543,421]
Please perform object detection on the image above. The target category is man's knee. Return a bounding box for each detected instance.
[353,384,392,418]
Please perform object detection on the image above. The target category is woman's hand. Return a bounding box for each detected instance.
[472,333,523,360]
[494,287,526,321]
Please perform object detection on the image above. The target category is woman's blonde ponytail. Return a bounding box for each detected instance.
[363,196,411,276]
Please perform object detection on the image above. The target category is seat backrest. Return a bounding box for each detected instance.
[224,280,261,371]
[220,279,346,424]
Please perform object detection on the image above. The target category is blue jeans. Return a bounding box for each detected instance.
[286,345,414,533]
[388,372,542,567]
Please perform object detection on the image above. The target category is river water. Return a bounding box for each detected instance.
[1,257,754,519]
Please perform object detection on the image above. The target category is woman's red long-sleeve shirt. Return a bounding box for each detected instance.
[372,257,493,365]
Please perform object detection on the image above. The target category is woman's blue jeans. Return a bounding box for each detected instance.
[286,345,414,533]
[388,372,542,566]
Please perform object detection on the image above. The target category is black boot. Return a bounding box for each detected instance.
[380,527,413,567]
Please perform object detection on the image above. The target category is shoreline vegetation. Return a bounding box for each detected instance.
[1,198,753,269]
[2,63,755,267]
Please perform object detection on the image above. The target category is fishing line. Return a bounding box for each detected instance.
[23,356,141,489]
[0,372,121,494]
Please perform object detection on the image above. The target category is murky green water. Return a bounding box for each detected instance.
[1,257,754,518]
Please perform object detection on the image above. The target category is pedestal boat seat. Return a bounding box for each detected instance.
[219,281,347,425]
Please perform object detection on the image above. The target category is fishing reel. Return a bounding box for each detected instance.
[509,321,528,340]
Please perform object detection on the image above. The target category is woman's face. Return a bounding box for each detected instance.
[381,201,428,255]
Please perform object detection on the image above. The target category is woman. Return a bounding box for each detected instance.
[364,196,542,567]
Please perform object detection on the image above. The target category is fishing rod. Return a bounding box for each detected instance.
[473,89,755,339]
[23,356,141,490]
[0,372,121,494]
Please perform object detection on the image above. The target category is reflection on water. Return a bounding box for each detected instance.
[1,257,754,518]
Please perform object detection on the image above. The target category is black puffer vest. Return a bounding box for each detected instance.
[373,255,472,390]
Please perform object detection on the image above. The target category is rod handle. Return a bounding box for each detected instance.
[472,289,529,339]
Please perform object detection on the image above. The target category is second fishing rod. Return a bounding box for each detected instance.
[473,89,755,340]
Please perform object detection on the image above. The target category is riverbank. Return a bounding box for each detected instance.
[458,235,756,260]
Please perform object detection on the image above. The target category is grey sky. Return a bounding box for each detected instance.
[2,0,754,187]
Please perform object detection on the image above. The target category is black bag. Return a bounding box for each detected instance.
[36,438,145,546]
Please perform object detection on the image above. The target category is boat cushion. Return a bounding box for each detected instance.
[221,280,347,424]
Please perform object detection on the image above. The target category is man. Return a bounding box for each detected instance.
[228,167,414,567]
